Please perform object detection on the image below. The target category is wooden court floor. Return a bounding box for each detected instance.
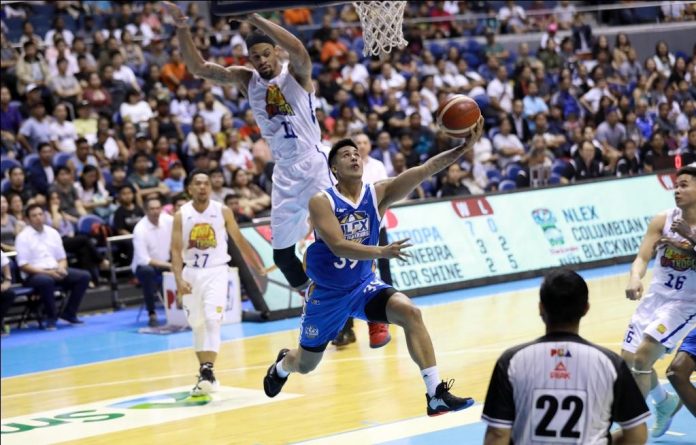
[1,271,688,444]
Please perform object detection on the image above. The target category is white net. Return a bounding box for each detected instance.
[353,1,408,58]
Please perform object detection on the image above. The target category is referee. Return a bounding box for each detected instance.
[482,269,649,445]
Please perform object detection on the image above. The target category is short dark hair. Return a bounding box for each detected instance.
[76,137,89,146]
[209,167,224,176]
[24,202,43,218]
[224,192,240,203]
[328,138,358,167]
[185,168,210,188]
[144,195,162,209]
[38,142,52,152]
[172,192,188,204]
[55,165,71,176]
[132,152,150,163]
[539,269,589,325]
[8,166,23,176]
[245,32,274,50]
[118,184,136,195]
[677,165,696,178]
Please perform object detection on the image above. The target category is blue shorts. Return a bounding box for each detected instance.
[299,274,393,350]
[678,328,696,359]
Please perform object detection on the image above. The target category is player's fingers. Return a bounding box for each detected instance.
[399,242,413,250]
[394,238,411,245]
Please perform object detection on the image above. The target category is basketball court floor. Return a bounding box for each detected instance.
[2,263,694,444]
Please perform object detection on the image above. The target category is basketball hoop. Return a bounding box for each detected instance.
[353,1,408,58]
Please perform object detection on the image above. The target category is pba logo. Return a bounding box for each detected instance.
[531,208,565,247]
[550,348,572,358]
[550,362,570,380]
[265,84,295,118]
[188,223,217,249]
[339,211,370,243]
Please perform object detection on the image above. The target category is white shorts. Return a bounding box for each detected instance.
[622,292,696,354]
[271,148,334,249]
[181,264,228,326]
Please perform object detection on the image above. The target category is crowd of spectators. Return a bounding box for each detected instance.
[0,1,695,328]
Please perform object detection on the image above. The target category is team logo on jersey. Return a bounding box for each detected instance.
[660,245,696,272]
[305,325,319,339]
[551,348,572,357]
[339,211,370,243]
[657,324,666,334]
[265,84,295,118]
[531,208,565,246]
[188,223,217,249]
[550,362,570,379]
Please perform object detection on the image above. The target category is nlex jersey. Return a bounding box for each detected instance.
[301,184,391,349]
[623,207,696,353]
[248,62,333,249]
[482,333,649,444]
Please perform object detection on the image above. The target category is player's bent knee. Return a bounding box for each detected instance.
[296,360,318,375]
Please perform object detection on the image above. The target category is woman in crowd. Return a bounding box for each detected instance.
[1,194,24,251]
[231,168,271,218]
[75,165,113,219]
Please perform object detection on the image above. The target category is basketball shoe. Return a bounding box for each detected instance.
[426,379,475,417]
[264,348,289,398]
[368,322,391,348]
[651,391,682,437]
[191,362,219,396]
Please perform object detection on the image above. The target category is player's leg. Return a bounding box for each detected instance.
[366,288,474,416]
[264,285,347,397]
[273,245,309,289]
[667,351,696,417]
[631,336,666,397]
[368,227,392,349]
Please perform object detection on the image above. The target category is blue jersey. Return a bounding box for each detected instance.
[306,183,381,291]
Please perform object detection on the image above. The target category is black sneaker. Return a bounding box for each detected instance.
[264,348,289,398]
[60,315,84,325]
[426,379,474,417]
[331,326,357,347]
[191,363,219,396]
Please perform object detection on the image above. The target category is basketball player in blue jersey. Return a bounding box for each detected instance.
[667,328,696,417]
[162,1,391,344]
[171,169,265,395]
[263,119,484,416]
[622,165,696,436]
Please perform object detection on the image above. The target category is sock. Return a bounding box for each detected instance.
[276,358,290,378]
[650,384,667,404]
[421,366,440,397]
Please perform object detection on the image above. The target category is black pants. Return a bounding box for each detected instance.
[62,235,102,282]
[25,268,90,320]
[0,287,16,324]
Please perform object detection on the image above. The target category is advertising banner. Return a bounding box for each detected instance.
[162,268,242,327]
[240,174,676,310]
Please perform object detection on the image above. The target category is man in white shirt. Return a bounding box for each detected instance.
[15,204,91,330]
[111,51,140,92]
[340,51,369,88]
[132,196,173,327]
[487,66,513,114]
[378,63,406,92]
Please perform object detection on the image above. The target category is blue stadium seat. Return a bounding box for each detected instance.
[53,152,72,168]
[549,173,562,185]
[1,178,9,194]
[499,179,516,191]
[22,153,39,169]
[505,164,522,181]
[1,158,21,177]
[101,168,112,186]
[77,214,106,236]
[352,37,365,57]
[428,42,445,59]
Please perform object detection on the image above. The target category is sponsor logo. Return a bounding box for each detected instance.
[660,245,696,272]
[339,211,370,243]
[265,84,295,118]
[305,325,319,339]
[532,208,565,246]
[657,324,667,334]
[216,306,223,313]
[550,362,570,380]
[188,223,217,249]
[550,348,572,358]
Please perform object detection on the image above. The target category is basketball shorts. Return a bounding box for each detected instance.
[181,264,228,326]
[299,274,393,350]
[622,292,696,354]
[678,328,696,359]
[271,148,333,249]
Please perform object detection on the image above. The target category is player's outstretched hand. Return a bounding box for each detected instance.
[161,1,188,27]
[455,116,484,153]
[671,218,696,242]
[625,277,643,301]
[176,279,192,306]
[380,238,412,261]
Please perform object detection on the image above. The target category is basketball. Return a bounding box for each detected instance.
[436,95,481,138]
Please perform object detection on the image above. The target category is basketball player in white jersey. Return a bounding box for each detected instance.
[162,2,391,343]
[622,164,696,437]
[171,169,265,395]
[482,269,649,445]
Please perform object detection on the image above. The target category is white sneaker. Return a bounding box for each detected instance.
[190,368,219,396]
[651,392,682,437]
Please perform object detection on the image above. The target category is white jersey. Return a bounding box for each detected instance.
[647,208,696,299]
[248,62,323,166]
[180,200,230,269]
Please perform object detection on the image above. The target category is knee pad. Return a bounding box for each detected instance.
[273,246,308,289]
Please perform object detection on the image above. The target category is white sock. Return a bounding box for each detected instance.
[276,358,290,378]
[650,384,667,404]
[421,366,440,397]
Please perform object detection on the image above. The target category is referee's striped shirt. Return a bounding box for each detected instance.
[482,332,650,444]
